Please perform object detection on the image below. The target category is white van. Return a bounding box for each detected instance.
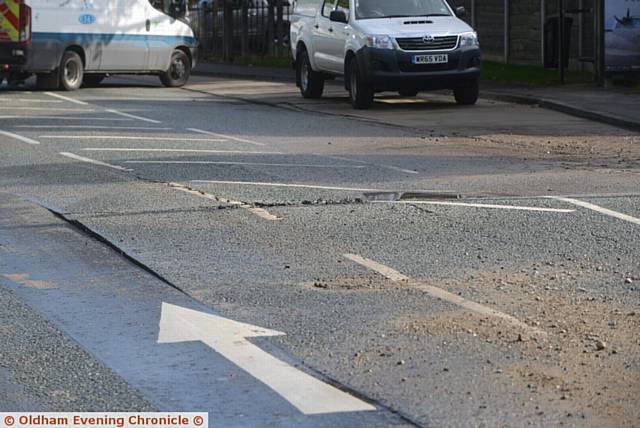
[290,0,481,109]
[0,0,197,90]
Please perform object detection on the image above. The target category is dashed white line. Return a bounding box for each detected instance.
[344,253,545,336]
[169,182,280,221]
[44,91,89,105]
[0,106,94,112]
[549,196,640,226]
[14,98,63,103]
[41,135,227,142]
[125,161,365,169]
[190,180,384,192]
[321,154,419,175]
[83,148,279,155]
[374,200,575,213]
[187,128,266,146]
[15,125,171,130]
[59,152,132,172]
[0,129,41,145]
[105,109,162,124]
[0,116,132,121]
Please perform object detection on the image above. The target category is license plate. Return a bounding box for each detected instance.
[412,54,448,65]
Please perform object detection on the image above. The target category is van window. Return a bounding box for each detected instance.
[355,0,450,20]
[321,0,336,18]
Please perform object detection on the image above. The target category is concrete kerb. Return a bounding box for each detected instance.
[192,63,640,132]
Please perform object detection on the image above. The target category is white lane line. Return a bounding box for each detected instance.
[373,200,575,213]
[190,180,384,192]
[83,148,280,155]
[0,115,132,121]
[15,125,171,130]
[187,128,266,147]
[169,182,280,221]
[59,152,132,172]
[105,108,162,124]
[44,91,89,105]
[0,130,41,145]
[0,106,94,112]
[321,154,419,175]
[41,135,227,142]
[125,160,365,169]
[14,98,63,103]
[549,196,640,226]
[344,253,545,336]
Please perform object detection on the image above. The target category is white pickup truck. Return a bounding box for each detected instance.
[290,0,481,109]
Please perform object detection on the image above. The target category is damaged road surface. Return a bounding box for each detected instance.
[0,76,639,427]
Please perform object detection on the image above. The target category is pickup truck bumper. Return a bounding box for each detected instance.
[356,46,481,92]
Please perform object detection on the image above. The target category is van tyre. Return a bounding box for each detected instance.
[160,50,191,88]
[297,50,324,98]
[348,57,374,109]
[454,78,479,105]
[60,51,84,91]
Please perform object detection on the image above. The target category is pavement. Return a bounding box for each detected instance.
[0,75,639,427]
[193,62,640,132]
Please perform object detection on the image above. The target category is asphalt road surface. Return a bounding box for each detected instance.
[0,75,639,427]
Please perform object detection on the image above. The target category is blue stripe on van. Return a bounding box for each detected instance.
[32,32,197,48]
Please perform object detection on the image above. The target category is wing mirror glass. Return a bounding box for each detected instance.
[330,10,348,24]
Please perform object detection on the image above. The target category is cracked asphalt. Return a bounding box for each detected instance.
[0,75,639,427]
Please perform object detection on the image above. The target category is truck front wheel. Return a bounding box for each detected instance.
[297,50,324,98]
[160,50,191,88]
[60,51,84,91]
[453,78,479,105]
[348,57,374,109]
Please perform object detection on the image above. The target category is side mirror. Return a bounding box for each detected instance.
[330,10,348,24]
[455,6,466,19]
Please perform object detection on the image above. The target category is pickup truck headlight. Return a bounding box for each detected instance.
[459,32,479,47]
[366,35,394,50]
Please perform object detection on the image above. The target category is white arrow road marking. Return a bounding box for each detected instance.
[344,254,546,337]
[548,196,640,226]
[158,303,376,415]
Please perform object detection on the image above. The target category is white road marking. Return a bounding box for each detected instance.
[15,125,171,130]
[190,180,384,192]
[187,128,266,146]
[125,160,365,169]
[321,154,419,175]
[158,303,376,414]
[549,196,640,226]
[0,115,131,121]
[105,108,162,124]
[373,200,575,213]
[14,98,63,103]
[0,106,94,112]
[59,152,132,172]
[41,135,227,142]
[83,148,279,155]
[0,130,41,145]
[44,91,89,105]
[169,182,280,221]
[344,254,545,336]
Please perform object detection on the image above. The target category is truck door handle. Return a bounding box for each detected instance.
[146,19,151,31]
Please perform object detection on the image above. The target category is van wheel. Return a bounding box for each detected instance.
[60,51,84,91]
[348,57,374,109]
[160,50,191,87]
[454,78,479,105]
[83,74,106,87]
[297,50,324,98]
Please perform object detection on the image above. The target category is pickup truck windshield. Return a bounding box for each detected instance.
[355,0,451,20]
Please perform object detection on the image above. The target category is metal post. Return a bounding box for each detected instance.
[471,0,476,28]
[541,0,545,66]
[558,0,565,84]
[596,0,605,85]
[241,0,248,57]
[504,0,509,63]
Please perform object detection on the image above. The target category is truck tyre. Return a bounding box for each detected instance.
[36,71,60,90]
[348,57,374,109]
[297,50,324,98]
[83,74,106,87]
[160,50,191,87]
[454,78,479,105]
[60,51,84,91]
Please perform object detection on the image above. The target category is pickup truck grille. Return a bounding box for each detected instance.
[395,35,458,51]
